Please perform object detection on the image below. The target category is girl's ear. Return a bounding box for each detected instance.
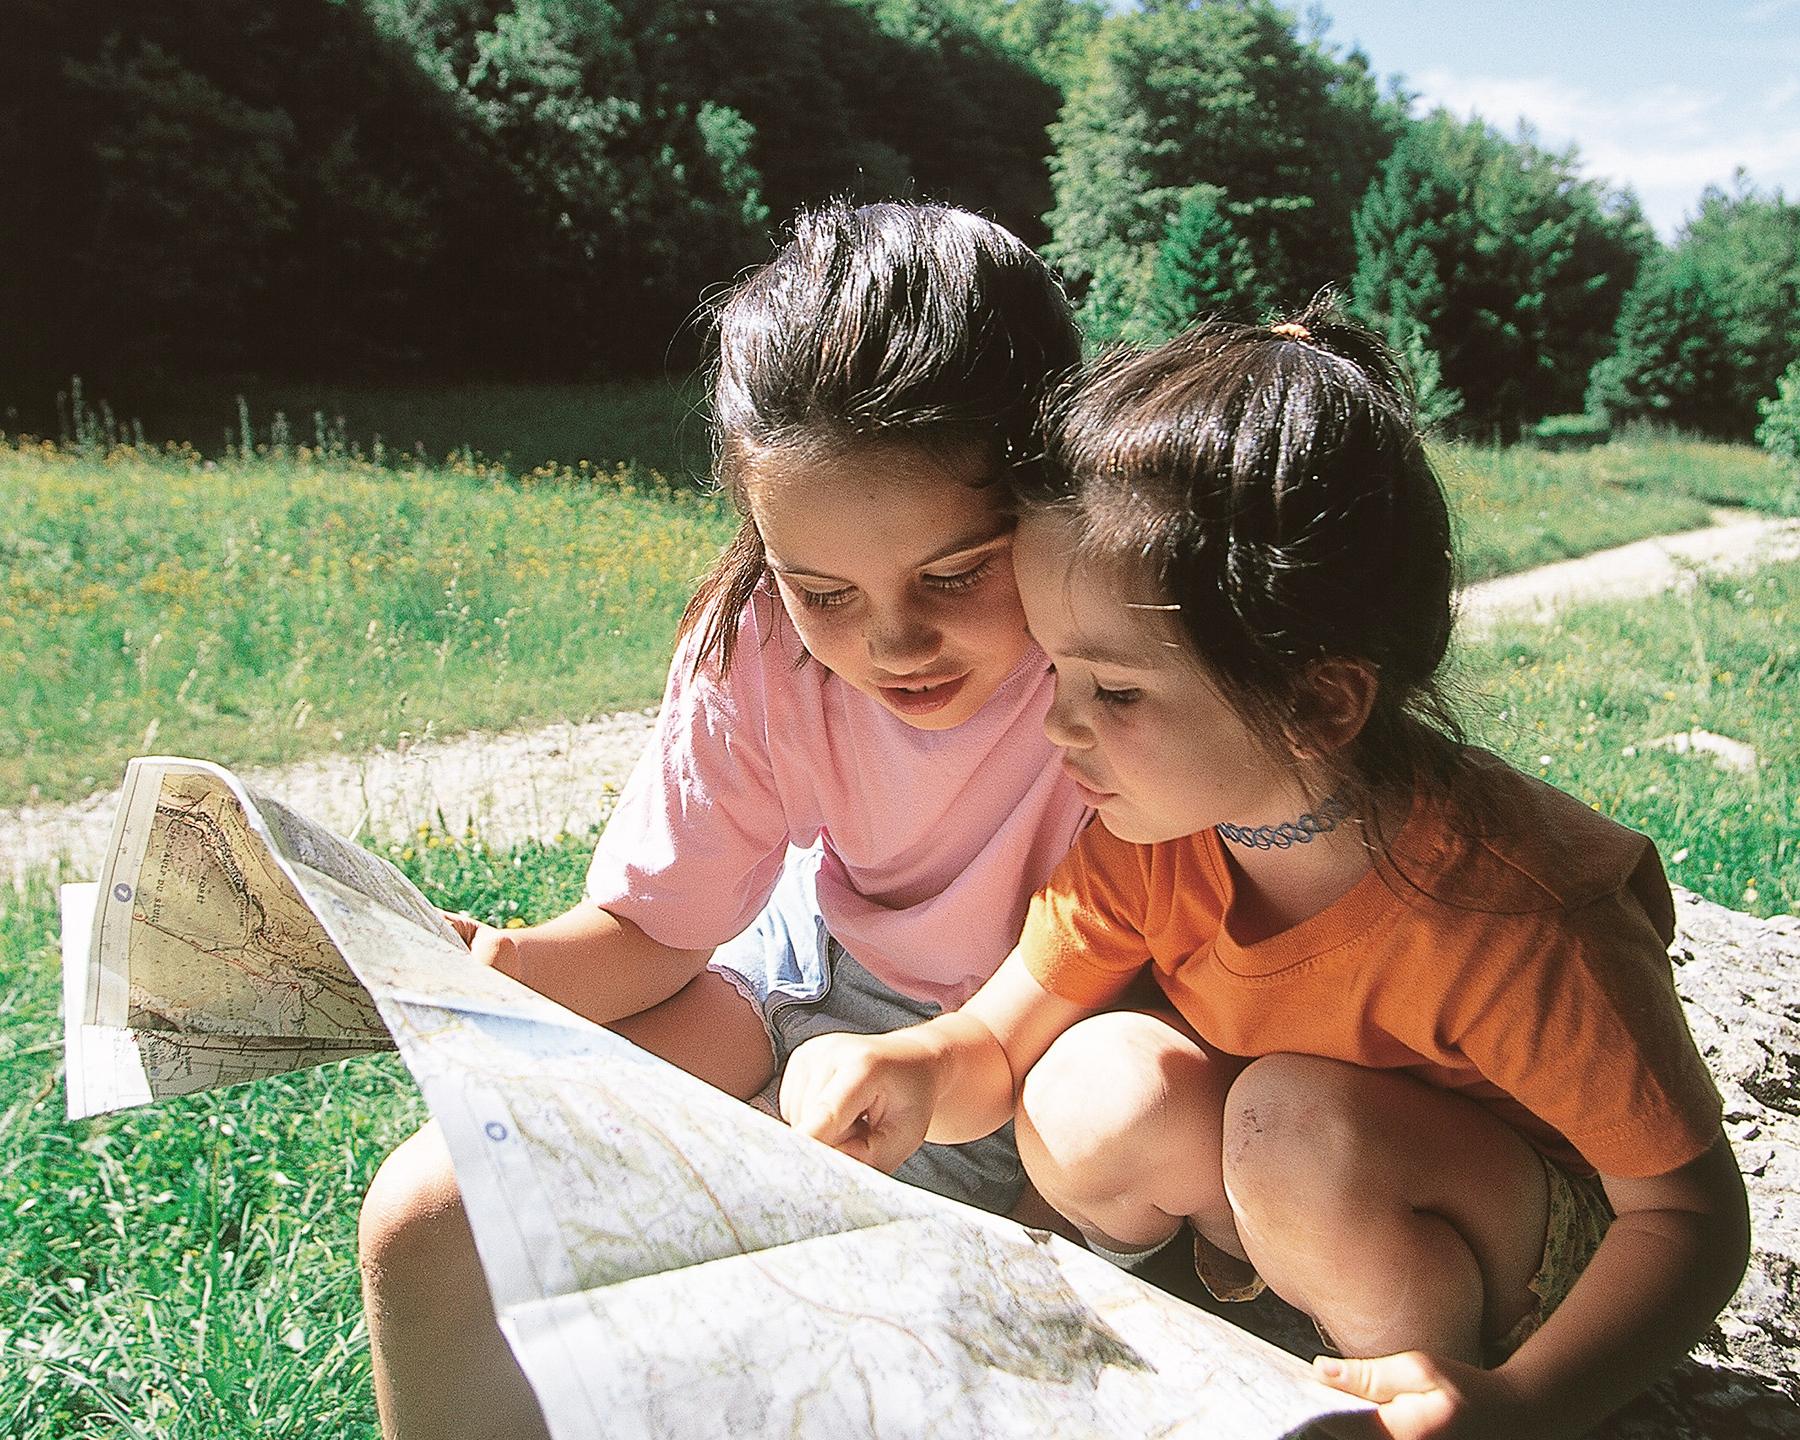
[1288,658,1379,758]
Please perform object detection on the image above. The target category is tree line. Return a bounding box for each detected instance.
[5,0,1797,441]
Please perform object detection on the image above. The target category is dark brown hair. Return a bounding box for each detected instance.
[1031,298,1465,806]
[679,200,1081,671]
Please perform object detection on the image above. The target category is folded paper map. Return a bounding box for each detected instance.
[61,756,1369,1439]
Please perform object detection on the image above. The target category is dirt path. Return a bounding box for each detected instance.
[10,509,1797,885]
[1454,507,1800,632]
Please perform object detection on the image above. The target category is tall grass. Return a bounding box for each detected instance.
[1,439,736,806]
[14,374,715,484]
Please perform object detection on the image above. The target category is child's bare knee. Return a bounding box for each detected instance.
[1022,1015,1166,1150]
[1223,1054,1372,1214]
[1019,1012,1213,1198]
[359,1122,472,1289]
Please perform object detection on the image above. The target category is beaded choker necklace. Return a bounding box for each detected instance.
[1216,795,1351,851]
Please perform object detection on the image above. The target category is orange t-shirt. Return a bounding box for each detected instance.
[1019,752,1722,1179]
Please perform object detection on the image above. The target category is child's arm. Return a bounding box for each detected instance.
[452,904,714,1025]
[1318,1130,1750,1440]
[780,948,1098,1173]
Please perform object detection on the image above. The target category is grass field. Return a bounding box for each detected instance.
[1,441,738,806]
[1462,559,1797,918]
[4,549,1795,1437]
[1442,431,1795,581]
[3,427,1790,809]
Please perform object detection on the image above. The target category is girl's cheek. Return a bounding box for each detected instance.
[782,600,855,661]
[956,578,1028,634]
[1094,707,1143,745]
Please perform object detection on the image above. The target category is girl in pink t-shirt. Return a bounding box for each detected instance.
[357,202,1089,1440]
[782,306,1747,1440]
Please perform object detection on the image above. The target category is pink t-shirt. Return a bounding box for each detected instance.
[585,587,1090,1009]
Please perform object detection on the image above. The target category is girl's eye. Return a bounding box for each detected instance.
[923,559,992,593]
[1094,684,1142,707]
[799,585,855,609]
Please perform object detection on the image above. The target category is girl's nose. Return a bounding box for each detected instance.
[867,606,940,672]
[1042,687,1092,750]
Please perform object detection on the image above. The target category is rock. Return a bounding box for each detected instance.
[1611,888,1800,1438]
[1642,729,1760,775]
[1138,888,1800,1436]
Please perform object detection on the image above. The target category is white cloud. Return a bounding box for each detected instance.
[1584,128,1800,191]
[1412,69,1722,144]
[1407,67,1800,236]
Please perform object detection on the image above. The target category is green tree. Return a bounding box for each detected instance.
[942,0,1105,89]
[1351,110,1651,436]
[4,0,1065,393]
[1400,331,1465,435]
[1585,252,1735,432]
[1046,0,1401,342]
[454,0,769,354]
[61,36,298,362]
[1684,182,1800,419]
[379,0,1064,268]
[4,0,556,386]
[1757,358,1800,483]
[1133,186,1267,342]
[1587,181,1800,438]
[825,0,1064,243]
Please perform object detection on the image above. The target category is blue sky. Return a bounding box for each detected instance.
[1309,0,1800,238]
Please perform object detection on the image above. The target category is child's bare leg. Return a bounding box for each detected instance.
[361,1122,546,1440]
[1014,1010,1245,1258]
[607,966,783,1098]
[360,970,774,1440]
[1222,1053,1550,1364]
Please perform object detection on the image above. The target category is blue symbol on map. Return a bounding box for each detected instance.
[485,1122,509,1142]
[112,883,133,903]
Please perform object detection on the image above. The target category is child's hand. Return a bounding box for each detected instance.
[1312,1352,1534,1440]
[779,1031,939,1174]
[444,910,520,976]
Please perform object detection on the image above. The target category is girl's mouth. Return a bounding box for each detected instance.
[877,673,969,716]
[1063,765,1115,805]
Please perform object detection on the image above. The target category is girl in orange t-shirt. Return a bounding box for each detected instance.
[779,307,1748,1440]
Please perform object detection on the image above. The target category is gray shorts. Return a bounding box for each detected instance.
[708,847,1025,1216]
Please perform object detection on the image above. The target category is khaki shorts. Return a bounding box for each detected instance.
[708,847,1025,1216]
[1195,1147,1614,1362]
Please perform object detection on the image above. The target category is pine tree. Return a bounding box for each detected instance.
[1135,187,1266,342]
[1351,110,1650,436]
[1587,181,1800,438]
[1586,254,1735,432]
[1755,359,1800,480]
[1046,0,1400,343]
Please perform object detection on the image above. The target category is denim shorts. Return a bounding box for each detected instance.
[708,847,1025,1216]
